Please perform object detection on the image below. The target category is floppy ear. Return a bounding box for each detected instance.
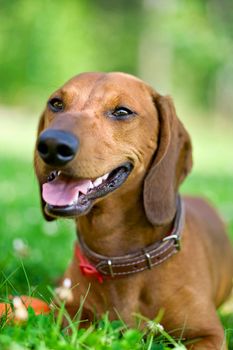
[34,112,55,222]
[143,94,192,226]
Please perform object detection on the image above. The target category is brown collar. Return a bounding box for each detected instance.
[77,195,184,279]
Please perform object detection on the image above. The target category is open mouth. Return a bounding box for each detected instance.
[42,162,133,218]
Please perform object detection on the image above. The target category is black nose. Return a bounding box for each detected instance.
[37,129,79,166]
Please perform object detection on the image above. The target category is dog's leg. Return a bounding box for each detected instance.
[186,333,227,350]
[165,302,227,350]
[185,318,227,350]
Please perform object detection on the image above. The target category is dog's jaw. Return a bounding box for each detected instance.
[42,162,133,218]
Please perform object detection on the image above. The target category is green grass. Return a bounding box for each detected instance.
[0,308,188,350]
[0,111,233,349]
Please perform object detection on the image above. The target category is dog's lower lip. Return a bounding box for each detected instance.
[45,198,92,218]
[44,162,133,218]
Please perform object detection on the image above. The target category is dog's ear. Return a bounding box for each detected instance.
[143,94,192,226]
[34,112,55,222]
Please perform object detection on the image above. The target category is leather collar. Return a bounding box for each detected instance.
[76,195,184,280]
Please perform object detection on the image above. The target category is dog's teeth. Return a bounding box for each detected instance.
[57,170,61,176]
[93,173,109,187]
[93,178,102,187]
[48,171,57,182]
[89,182,94,189]
[102,173,109,181]
[72,192,79,204]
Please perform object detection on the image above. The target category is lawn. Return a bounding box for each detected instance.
[0,109,233,349]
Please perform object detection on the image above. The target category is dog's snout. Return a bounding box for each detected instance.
[37,129,79,166]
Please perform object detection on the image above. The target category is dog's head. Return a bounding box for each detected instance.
[34,72,192,225]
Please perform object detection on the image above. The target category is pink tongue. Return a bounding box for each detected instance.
[42,178,92,206]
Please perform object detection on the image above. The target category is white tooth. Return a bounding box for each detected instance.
[93,177,102,187]
[57,171,61,176]
[89,182,94,189]
[71,191,79,204]
[102,173,109,180]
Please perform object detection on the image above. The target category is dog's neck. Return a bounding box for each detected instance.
[76,189,173,257]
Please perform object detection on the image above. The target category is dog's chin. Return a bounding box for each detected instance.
[43,162,133,219]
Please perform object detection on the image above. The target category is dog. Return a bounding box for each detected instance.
[34,72,233,349]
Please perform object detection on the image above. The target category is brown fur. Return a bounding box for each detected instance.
[34,72,233,349]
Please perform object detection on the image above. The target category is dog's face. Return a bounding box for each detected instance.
[34,72,192,224]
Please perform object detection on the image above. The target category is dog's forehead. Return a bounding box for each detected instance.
[56,72,150,105]
[65,72,145,89]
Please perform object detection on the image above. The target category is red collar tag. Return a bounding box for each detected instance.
[75,244,104,283]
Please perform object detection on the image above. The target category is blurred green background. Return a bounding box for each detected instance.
[0,0,233,317]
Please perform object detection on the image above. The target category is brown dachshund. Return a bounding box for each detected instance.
[34,72,233,349]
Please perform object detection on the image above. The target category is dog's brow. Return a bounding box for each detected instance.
[81,74,108,104]
[59,88,75,102]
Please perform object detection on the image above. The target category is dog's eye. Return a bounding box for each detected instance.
[112,107,133,120]
[48,98,64,112]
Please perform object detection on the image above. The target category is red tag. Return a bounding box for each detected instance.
[75,244,104,284]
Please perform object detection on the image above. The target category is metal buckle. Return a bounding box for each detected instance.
[163,234,181,251]
[107,259,114,277]
[145,252,152,269]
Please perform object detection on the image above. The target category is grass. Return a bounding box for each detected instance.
[0,308,188,350]
[0,109,233,348]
